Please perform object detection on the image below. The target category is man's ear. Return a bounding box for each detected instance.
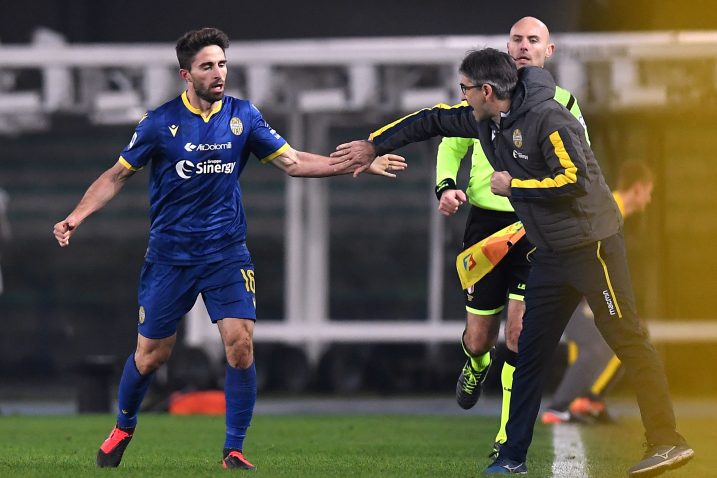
[545,42,556,60]
[179,68,191,83]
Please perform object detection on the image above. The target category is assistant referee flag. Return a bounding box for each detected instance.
[456,221,526,290]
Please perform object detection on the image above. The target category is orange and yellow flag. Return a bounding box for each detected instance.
[456,221,526,290]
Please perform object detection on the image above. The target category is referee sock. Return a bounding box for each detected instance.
[224,362,256,451]
[116,354,155,429]
[495,349,517,444]
[461,335,492,372]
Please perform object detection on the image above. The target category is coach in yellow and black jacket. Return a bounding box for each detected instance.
[370,67,621,253]
[475,67,621,252]
[332,47,692,476]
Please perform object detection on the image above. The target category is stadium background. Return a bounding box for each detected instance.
[1,0,716,409]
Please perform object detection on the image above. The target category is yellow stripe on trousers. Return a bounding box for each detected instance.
[595,240,622,318]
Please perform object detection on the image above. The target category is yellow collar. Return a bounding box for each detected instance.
[181,91,222,122]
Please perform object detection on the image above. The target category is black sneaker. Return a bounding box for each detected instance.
[222,448,256,470]
[456,359,490,410]
[627,443,694,477]
[96,424,134,468]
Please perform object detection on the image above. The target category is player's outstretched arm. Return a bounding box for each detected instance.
[330,103,477,177]
[53,161,135,247]
[271,146,405,178]
[329,140,378,177]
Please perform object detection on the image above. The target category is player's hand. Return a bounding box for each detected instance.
[329,140,377,177]
[367,154,407,178]
[490,171,513,197]
[53,219,77,247]
[438,189,467,216]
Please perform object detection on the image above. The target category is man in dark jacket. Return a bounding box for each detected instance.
[330,48,692,477]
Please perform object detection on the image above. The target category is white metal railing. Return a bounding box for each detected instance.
[3,29,717,134]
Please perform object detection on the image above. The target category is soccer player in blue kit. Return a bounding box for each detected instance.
[53,27,405,470]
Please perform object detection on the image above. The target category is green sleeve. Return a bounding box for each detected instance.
[436,136,473,186]
[554,85,591,145]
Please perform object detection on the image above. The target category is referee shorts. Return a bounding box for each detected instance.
[462,207,532,315]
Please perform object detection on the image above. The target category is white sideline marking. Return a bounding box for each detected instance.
[551,424,588,477]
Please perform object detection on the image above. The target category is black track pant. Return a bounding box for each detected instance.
[501,232,685,463]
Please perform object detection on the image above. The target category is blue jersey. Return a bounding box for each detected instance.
[119,92,288,265]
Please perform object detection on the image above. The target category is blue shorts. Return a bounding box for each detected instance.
[137,257,256,339]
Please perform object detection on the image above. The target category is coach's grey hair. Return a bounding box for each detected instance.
[459,48,518,100]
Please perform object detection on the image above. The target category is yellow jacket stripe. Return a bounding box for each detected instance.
[511,131,578,190]
[369,102,466,141]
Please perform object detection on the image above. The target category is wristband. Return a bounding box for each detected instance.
[435,178,457,201]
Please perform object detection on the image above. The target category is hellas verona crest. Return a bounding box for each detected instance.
[512,129,523,148]
[138,306,145,324]
[230,117,243,136]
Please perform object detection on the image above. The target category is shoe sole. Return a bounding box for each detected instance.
[483,467,527,475]
[96,449,125,468]
[628,449,694,477]
[456,398,479,410]
[222,453,256,471]
[222,462,256,471]
[457,398,479,410]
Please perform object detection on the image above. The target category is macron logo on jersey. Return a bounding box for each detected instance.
[175,159,236,179]
[268,128,281,141]
[184,141,232,152]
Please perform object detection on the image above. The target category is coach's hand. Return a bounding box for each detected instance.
[330,140,377,177]
[53,219,77,247]
[439,189,467,216]
[490,171,513,197]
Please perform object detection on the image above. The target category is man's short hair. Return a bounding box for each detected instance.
[459,48,518,100]
[617,160,654,190]
[176,28,230,70]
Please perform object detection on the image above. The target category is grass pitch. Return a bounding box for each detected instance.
[0,411,713,477]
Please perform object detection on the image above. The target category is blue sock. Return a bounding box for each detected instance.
[116,354,155,429]
[224,362,256,451]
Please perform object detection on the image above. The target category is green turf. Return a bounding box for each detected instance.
[0,412,713,477]
[581,416,715,478]
[0,413,554,477]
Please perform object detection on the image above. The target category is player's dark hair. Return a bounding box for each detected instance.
[617,160,654,190]
[176,28,230,70]
[459,48,517,100]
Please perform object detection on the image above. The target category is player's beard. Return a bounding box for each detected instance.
[195,83,224,103]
